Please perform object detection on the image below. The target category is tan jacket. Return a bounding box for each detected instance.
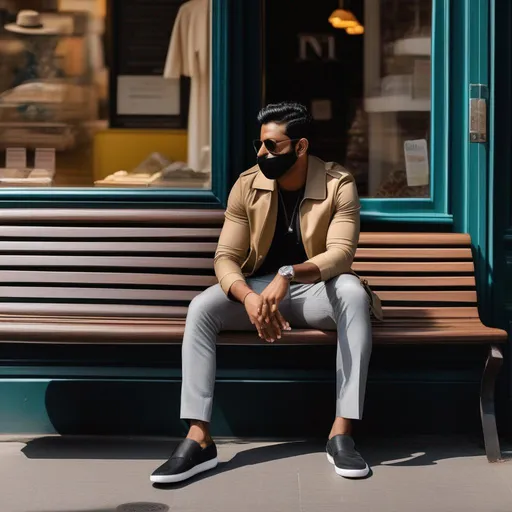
[214,155,360,295]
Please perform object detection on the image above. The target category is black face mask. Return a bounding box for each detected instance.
[257,150,298,180]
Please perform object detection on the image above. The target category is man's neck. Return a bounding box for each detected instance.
[277,156,308,191]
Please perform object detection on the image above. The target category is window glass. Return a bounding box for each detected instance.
[263,0,432,198]
[0,0,211,189]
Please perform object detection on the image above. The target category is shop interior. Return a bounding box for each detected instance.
[0,0,211,188]
[0,0,430,196]
[264,0,431,198]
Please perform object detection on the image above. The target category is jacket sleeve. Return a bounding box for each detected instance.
[214,178,251,295]
[306,174,360,281]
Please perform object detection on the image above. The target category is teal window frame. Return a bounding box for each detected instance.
[360,0,451,224]
[0,0,230,210]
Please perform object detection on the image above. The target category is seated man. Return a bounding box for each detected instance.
[151,102,372,484]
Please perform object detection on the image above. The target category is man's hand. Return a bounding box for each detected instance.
[243,292,284,343]
[259,274,291,336]
[261,273,290,313]
[228,278,292,343]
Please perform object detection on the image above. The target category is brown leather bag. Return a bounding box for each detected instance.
[351,272,384,321]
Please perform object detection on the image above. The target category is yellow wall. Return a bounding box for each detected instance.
[58,0,105,16]
[93,130,188,180]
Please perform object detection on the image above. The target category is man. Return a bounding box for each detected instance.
[151,102,372,484]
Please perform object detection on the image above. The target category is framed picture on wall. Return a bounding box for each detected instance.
[107,0,190,128]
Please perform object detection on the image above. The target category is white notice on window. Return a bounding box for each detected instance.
[117,76,180,116]
[404,139,429,186]
[35,148,56,172]
[6,148,27,170]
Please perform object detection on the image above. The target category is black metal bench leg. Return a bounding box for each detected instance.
[480,345,504,462]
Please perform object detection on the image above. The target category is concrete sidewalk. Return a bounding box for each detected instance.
[0,436,511,512]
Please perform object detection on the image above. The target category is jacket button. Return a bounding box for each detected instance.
[258,256,263,260]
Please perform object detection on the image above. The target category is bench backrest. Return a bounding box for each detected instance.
[0,210,478,321]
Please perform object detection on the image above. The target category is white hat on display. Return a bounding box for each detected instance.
[4,10,60,35]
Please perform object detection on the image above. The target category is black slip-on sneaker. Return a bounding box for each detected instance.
[326,435,369,479]
[150,439,218,484]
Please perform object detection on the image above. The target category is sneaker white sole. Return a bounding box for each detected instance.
[326,453,370,479]
[150,457,219,484]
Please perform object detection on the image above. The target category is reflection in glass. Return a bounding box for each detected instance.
[263,0,432,198]
[0,0,212,189]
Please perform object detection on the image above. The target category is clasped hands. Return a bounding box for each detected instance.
[243,274,291,343]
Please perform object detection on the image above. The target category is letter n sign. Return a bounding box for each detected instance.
[298,34,337,62]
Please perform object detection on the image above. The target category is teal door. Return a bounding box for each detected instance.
[450,0,493,323]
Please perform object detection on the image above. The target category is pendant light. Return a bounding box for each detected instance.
[346,24,364,35]
[328,0,359,29]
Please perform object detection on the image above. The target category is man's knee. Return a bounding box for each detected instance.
[187,284,228,322]
[330,274,369,309]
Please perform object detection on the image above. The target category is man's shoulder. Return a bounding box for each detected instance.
[233,165,261,191]
[239,164,260,179]
[311,156,354,182]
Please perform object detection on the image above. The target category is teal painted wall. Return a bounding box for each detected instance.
[1,344,504,438]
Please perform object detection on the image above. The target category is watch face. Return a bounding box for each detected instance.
[280,266,294,279]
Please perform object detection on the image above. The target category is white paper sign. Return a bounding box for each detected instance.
[404,139,429,186]
[117,76,180,116]
[35,148,56,172]
[6,148,26,170]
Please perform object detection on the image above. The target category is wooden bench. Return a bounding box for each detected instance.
[0,209,507,461]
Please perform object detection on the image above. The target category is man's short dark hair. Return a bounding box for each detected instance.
[257,102,312,141]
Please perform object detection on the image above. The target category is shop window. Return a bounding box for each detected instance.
[0,0,211,190]
[263,0,432,199]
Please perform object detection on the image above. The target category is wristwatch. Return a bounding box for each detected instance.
[278,265,295,281]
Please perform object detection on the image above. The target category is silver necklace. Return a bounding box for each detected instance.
[278,190,301,234]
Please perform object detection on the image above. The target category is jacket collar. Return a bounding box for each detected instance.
[252,155,327,200]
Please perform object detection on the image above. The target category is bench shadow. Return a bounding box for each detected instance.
[29,509,114,512]
[20,435,512,491]
[25,504,170,512]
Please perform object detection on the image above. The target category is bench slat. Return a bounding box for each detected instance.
[0,271,217,287]
[0,287,200,302]
[358,233,471,246]
[0,303,189,317]
[0,303,482,320]
[0,228,470,246]
[0,288,477,304]
[355,248,472,260]
[0,320,505,344]
[0,255,214,269]
[0,272,475,288]
[382,307,479,318]
[377,291,477,303]
[353,262,474,273]
[0,227,222,239]
[363,276,475,287]
[0,209,226,224]
[0,244,472,259]
[0,242,218,253]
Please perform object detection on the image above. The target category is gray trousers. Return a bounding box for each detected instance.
[181,274,372,423]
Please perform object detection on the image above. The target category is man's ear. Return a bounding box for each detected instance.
[297,138,309,156]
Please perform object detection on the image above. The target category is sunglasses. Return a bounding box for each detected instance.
[253,138,301,155]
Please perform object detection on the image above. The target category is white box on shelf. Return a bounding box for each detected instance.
[393,37,431,56]
[5,147,26,170]
[0,168,54,187]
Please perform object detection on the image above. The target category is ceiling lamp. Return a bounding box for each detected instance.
[346,24,364,35]
[328,9,359,29]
